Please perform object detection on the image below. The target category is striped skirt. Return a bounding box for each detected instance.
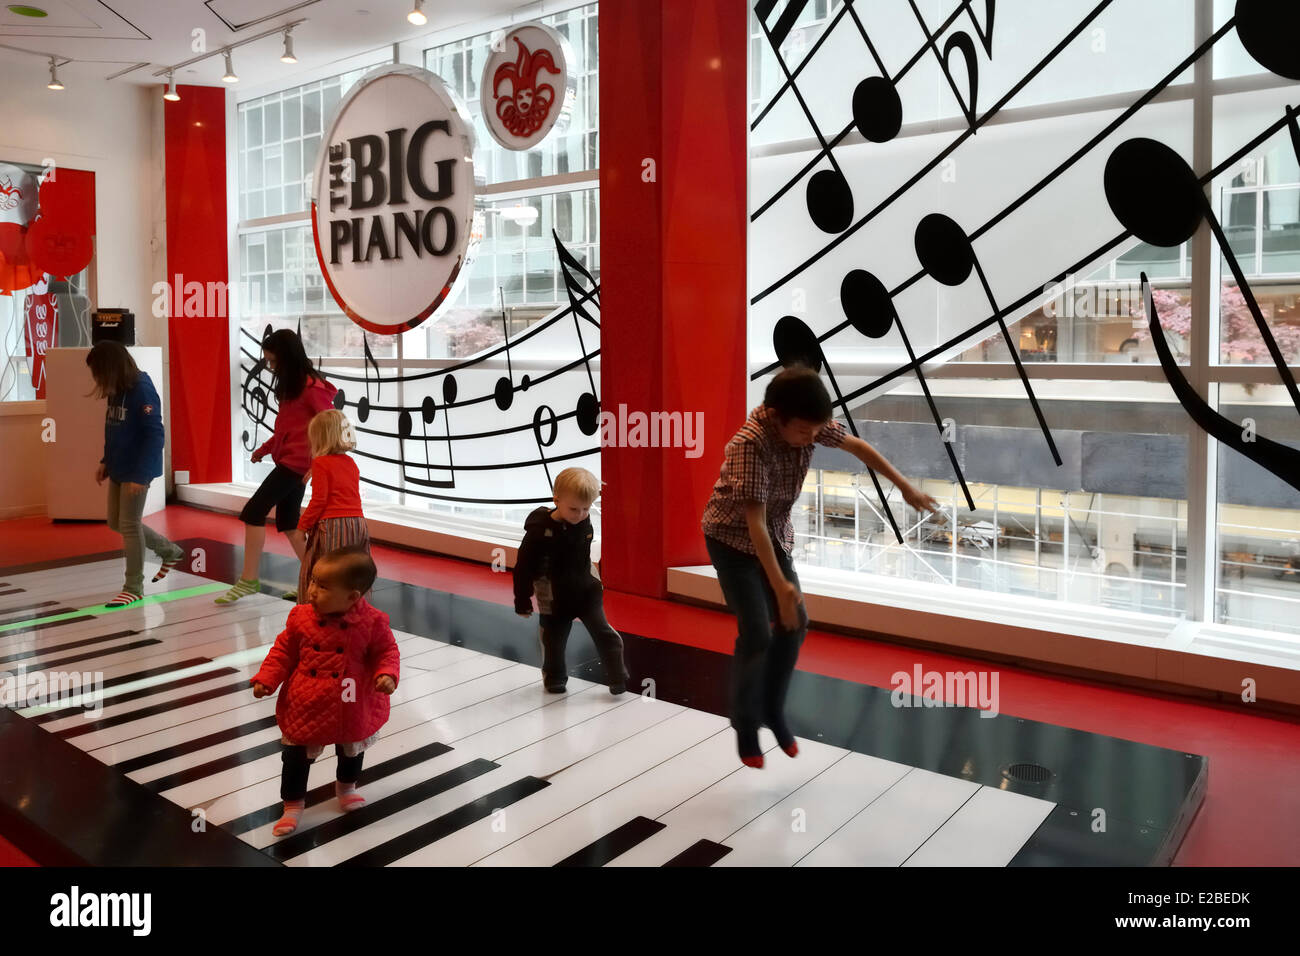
[298,516,372,602]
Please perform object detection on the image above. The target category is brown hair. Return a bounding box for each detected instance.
[85,341,140,399]
[317,546,376,594]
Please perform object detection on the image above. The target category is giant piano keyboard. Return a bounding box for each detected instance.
[0,550,1207,866]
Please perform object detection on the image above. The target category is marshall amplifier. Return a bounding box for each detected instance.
[92,309,135,345]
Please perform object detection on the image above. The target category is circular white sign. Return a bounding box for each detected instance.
[481,22,576,151]
[311,64,479,335]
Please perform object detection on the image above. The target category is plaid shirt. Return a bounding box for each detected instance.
[701,405,848,557]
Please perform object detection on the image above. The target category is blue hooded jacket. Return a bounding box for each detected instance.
[101,371,164,485]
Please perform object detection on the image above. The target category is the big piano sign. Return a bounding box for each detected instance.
[311,64,479,336]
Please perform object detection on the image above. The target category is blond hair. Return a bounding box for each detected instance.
[308,409,357,458]
[553,467,601,506]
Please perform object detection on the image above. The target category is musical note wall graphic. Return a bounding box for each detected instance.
[747,0,1300,529]
[239,232,601,507]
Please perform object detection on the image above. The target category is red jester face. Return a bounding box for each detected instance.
[493,36,561,138]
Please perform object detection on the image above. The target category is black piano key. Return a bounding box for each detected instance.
[223,740,455,836]
[555,815,667,867]
[663,839,733,867]
[266,757,500,862]
[335,775,550,868]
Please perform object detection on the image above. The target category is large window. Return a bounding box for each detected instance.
[749,0,1300,638]
[232,3,599,525]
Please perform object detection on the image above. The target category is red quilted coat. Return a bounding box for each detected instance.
[252,598,401,746]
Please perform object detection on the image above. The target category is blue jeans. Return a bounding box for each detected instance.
[705,535,808,733]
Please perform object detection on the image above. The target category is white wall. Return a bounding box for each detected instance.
[0,58,163,513]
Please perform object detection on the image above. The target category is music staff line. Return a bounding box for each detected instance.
[238,340,601,420]
[749,0,1114,277]
[758,97,1300,410]
[752,15,1250,378]
[235,284,600,390]
[750,0,982,133]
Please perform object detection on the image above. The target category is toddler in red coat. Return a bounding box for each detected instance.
[252,546,400,837]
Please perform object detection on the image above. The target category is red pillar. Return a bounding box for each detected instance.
[600,0,748,598]
[164,85,231,484]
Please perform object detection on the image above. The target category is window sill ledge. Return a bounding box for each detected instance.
[667,562,1300,709]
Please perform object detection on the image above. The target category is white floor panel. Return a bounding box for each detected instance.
[903,785,1056,867]
[796,768,981,867]
[717,751,914,867]
[402,706,725,867]
[605,733,846,867]
[8,562,1059,867]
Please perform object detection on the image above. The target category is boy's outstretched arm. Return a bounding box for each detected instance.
[840,436,941,513]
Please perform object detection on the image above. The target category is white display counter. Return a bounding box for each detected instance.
[43,347,166,519]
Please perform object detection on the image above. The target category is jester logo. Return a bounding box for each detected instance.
[0,173,22,212]
[493,38,560,138]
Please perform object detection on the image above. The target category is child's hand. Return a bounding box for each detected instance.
[251,452,264,464]
[775,581,802,632]
[252,681,272,698]
[903,484,941,515]
[375,674,396,694]
[94,463,107,485]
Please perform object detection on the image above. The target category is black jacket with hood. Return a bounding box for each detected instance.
[513,506,600,616]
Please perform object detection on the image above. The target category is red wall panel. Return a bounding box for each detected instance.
[164,85,231,484]
[601,0,748,597]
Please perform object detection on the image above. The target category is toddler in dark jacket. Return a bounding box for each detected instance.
[513,468,628,695]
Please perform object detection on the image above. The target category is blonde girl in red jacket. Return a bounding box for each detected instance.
[297,409,370,604]
[252,547,400,837]
[218,329,338,605]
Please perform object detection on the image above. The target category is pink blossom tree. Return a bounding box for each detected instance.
[1131,285,1300,364]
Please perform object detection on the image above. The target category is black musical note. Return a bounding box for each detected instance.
[912,211,1062,466]
[554,230,601,435]
[772,314,904,543]
[755,0,853,233]
[356,334,381,423]
[905,0,988,130]
[1104,135,1300,416]
[494,286,530,411]
[532,403,559,490]
[398,379,457,489]
[1141,273,1300,495]
[840,269,976,511]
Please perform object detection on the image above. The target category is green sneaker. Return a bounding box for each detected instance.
[281,589,298,601]
[215,578,260,604]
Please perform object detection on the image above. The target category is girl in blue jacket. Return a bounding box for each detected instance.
[87,342,184,608]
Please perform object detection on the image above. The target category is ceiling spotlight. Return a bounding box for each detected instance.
[163,71,179,102]
[280,27,297,64]
[407,0,427,26]
[222,48,238,83]
[46,56,63,91]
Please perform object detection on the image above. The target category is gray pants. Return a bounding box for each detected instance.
[106,481,181,595]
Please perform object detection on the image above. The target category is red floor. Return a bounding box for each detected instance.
[3,506,1299,866]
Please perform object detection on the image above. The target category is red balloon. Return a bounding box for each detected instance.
[37,173,94,235]
[26,214,92,279]
[0,222,24,260]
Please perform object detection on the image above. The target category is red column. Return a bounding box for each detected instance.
[600,0,748,598]
[164,85,231,483]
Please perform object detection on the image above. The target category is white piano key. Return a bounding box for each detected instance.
[796,768,980,867]
[902,785,1055,867]
[717,751,914,867]
[390,698,693,866]
[604,733,845,867]
[473,713,735,867]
